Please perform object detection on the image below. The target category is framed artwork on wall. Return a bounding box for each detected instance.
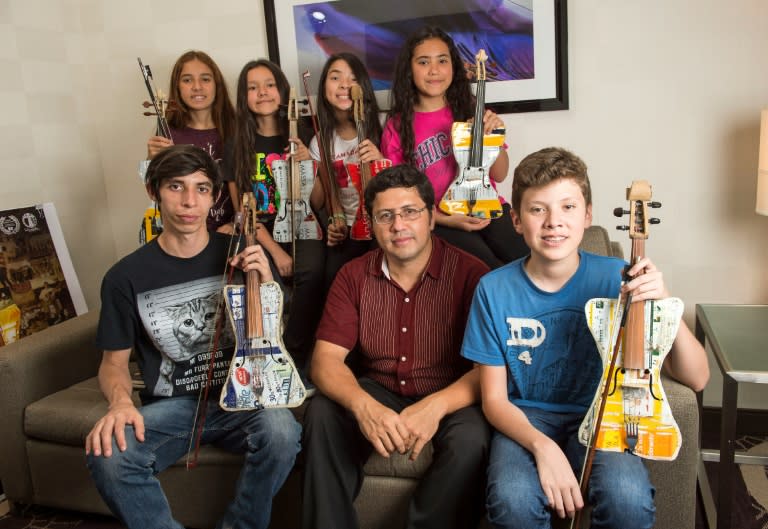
[263,0,568,113]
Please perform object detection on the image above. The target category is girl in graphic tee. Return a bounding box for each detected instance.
[221,59,323,375]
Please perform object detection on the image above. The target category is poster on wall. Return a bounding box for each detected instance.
[0,203,87,346]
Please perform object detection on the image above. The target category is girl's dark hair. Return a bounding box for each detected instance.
[364,164,435,218]
[388,26,474,166]
[166,50,235,141]
[231,60,291,194]
[316,53,383,163]
[145,144,222,206]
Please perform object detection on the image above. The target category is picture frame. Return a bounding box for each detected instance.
[263,0,568,114]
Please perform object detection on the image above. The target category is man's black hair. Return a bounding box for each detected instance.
[363,164,435,218]
[145,144,222,203]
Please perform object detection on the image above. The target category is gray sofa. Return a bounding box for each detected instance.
[0,226,700,529]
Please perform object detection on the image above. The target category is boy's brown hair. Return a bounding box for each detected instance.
[512,147,592,213]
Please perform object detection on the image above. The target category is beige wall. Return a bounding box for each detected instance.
[2,0,767,406]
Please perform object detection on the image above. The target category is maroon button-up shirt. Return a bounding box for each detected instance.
[316,236,489,397]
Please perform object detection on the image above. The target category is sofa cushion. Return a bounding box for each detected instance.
[24,375,437,482]
[580,225,613,256]
[363,443,434,479]
[24,376,306,446]
[24,377,135,446]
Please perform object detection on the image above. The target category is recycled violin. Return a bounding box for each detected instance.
[439,49,504,219]
[348,84,392,240]
[137,57,170,244]
[186,198,306,468]
[271,88,322,262]
[571,180,683,527]
[219,192,307,411]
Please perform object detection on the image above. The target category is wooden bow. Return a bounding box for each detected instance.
[301,70,347,240]
[185,211,245,468]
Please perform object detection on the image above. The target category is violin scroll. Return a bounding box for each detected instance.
[614,182,663,235]
[137,57,172,139]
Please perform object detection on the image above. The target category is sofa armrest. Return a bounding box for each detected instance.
[646,375,700,529]
[0,311,101,503]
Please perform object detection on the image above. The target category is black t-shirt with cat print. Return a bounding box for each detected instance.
[97,233,240,403]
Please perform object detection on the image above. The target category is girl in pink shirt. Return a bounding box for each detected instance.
[381,27,527,268]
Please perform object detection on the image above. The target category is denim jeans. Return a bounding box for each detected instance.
[86,396,301,529]
[486,406,655,529]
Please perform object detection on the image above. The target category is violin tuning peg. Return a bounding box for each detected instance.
[143,112,156,117]
[142,101,153,108]
[613,207,629,217]
[649,218,661,224]
[648,201,662,208]
[617,225,630,231]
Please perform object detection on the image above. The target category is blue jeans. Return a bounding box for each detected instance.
[486,407,655,529]
[86,396,301,529]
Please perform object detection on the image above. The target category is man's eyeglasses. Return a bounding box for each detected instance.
[371,206,427,225]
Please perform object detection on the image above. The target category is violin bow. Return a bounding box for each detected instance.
[287,89,299,273]
[185,210,245,469]
[350,84,372,239]
[570,287,632,528]
[301,70,346,235]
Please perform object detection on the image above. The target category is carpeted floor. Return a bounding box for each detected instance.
[1,437,767,529]
[0,503,124,528]
[697,435,768,529]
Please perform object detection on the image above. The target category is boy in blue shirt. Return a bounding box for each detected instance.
[460,147,709,529]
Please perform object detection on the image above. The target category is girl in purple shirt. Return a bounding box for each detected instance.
[146,50,236,232]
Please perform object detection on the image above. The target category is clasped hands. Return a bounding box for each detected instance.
[354,397,442,461]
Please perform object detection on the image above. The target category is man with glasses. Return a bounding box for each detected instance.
[301,164,491,529]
